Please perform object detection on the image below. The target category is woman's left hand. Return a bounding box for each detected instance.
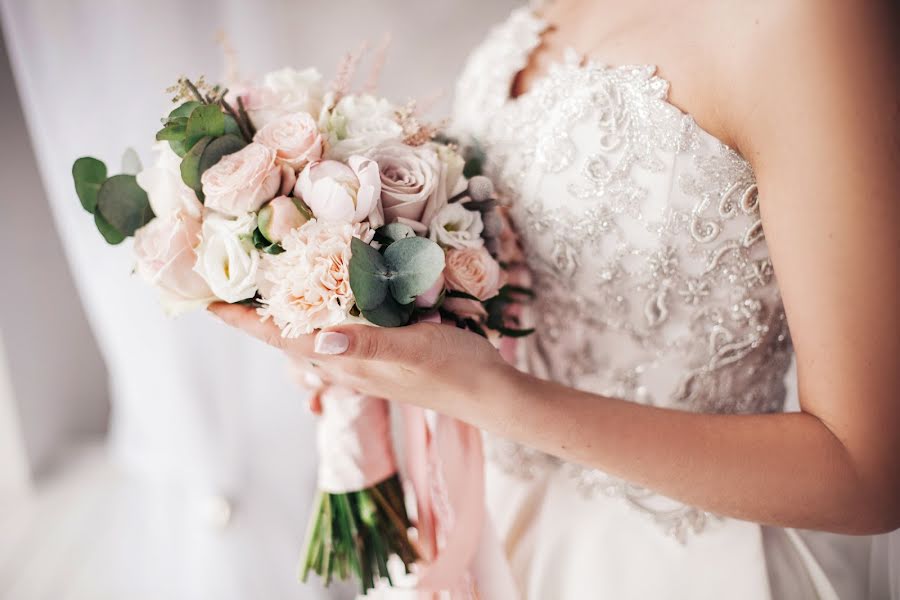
[208,303,514,413]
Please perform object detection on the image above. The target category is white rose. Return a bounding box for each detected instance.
[242,67,325,129]
[194,213,260,303]
[136,142,203,219]
[323,94,403,160]
[428,203,485,250]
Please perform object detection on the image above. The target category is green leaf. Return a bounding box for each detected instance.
[383,237,446,305]
[120,147,142,175]
[359,295,415,328]
[349,237,390,311]
[224,114,241,137]
[185,104,225,148]
[199,134,246,175]
[93,210,126,245]
[180,136,212,194]
[374,222,416,245]
[167,101,201,121]
[96,174,155,237]
[155,122,186,141]
[72,156,107,214]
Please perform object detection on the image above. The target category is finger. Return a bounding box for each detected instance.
[208,302,315,355]
[313,322,440,363]
[308,388,323,415]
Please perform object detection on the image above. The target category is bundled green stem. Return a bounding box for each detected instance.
[301,474,419,594]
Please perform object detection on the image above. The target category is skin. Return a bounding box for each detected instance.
[211,0,900,534]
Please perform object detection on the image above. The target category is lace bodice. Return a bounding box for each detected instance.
[452,8,792,541]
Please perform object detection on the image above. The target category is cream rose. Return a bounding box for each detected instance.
[323,94,403,160]
[253,112,323,171]
[368,141,451,230]
[136,142,202,219]
[193,213,260,303]
[444,246,505,301]
[428,203,485,250]
[201,143,282,217]
[133,210,215,315]
[296,157,383,226]
[257,220,375,337]
[241,67,324,129]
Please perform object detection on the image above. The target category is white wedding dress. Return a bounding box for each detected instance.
[452,8,892,600]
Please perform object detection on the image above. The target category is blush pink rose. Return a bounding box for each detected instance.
[253,112,323,171]
[296,157,383,226]
[133,211,214,314]
[201,142,281,216]
[258,196,310,244]
[443,246,505,301]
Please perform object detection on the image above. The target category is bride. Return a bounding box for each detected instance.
[213,0,900,598]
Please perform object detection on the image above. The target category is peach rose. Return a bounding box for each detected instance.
[133,210,214,314]
[201,142,281,216]
[443,246,505,301]
[253,112,323,171]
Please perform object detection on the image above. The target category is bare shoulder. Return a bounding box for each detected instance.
[709,0,900,164]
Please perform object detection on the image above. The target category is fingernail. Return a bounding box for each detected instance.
[314,332,349,355]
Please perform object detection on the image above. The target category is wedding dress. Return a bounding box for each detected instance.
[452,8,888,599]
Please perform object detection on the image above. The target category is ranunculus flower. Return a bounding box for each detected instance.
[201,143,282,217]
[257,220,375,337]
[443,246,505,301]
[193,213,260,303]
[296,157,383,226]
[258,196,310,244]
[133,210,214,315]
[322,94,403,160]
[367,141,450,229]
[253,112,323,171]
[429,203,485,250]
[240,67,324,129]
[136,142,203,219]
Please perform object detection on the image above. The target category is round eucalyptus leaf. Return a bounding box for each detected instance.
[72,156,107,214]
[383,237,446,305]
[120,147,142,176]
[180,136,212,194]
[168,101,201,121]
[93,210,126,245]
[185,104,225,149]
[349,237,390,311]
[360,295,415,328]
[376,222,417,244]
[199,134,246,176]
[96,174,154,237]
[224,114,242,137]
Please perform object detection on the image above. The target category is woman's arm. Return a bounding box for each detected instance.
[210,0,900,535]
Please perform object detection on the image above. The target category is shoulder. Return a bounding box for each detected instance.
[712,0,899,164]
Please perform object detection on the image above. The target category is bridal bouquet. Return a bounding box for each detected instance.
[71,60,530,594]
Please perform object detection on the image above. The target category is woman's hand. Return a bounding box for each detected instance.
[208,303,515,413]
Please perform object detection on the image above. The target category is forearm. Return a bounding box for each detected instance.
[461,366,892,534]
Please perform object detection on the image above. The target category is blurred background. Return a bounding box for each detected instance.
[0,1,517,598]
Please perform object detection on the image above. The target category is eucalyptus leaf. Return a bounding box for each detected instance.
[185,104,225,148]
[120,147,142,175]
[180,136,212,194]
[96,174,154,237]
[359,295,415,328]
[349,237,390,311]
[383,237,446,305]
[167,101,201,121]
[72,156,107,214]
[93,210,126,245]
[224,114,241,137]
[375,222,416,245]
[155,122,186,141]
[199,134,246,176]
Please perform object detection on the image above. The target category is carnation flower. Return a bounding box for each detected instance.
[258,219,375,337]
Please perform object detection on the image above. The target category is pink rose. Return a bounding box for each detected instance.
[133,210,214,314]
[442,297,488,321]
[296,157,383,226]
[367,142,444,228]
[258,196,310,244]
[253,112,323,171]
[444,246,505,301]
[201,142,282,216]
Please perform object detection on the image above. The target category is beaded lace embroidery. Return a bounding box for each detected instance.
[452,8,793,542]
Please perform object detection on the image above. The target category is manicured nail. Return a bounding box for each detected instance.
[314,332,349,355]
